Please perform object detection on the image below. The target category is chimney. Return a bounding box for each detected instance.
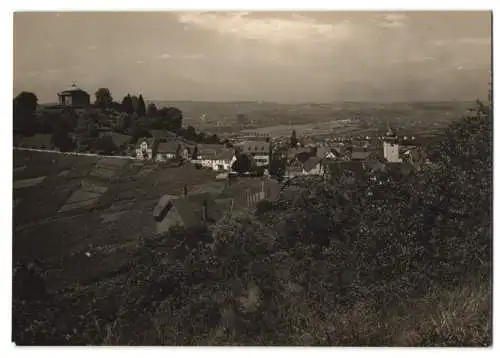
[183,185,188,197]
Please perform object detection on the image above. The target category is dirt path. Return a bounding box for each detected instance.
[13,146,136,160]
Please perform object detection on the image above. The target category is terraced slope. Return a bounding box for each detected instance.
[13,150,219,290]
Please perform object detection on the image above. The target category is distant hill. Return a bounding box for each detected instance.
[145,100,473,135]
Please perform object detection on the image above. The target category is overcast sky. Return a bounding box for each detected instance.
[13,11,491,103]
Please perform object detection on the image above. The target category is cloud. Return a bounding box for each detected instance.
[157,53,172,59]
[156,53,205,60]
[391,55,435,64]
[177,12,354,45]
[136,60,144,64]
[377,13,408,29]
[457,37,491,45]
[87,45,98,51]
[430,37,491,46]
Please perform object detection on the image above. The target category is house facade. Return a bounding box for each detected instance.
[383,129,402,163]
[136,137,157,160]
[236,140,270,167]
[153,192,222,235]
[316,146,343,160]
[302,156,325,176]
[195,145,236,171]
[57,84,90,107]
[201,150,236,171]
[155,141,189,162]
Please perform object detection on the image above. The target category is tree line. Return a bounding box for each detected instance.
[13,88,223,154]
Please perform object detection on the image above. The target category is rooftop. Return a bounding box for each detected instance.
[137,137,156,147]
[202,148,235,161]
[303,156,323,172]
[57,84,89,95]
[236,141,270,153]
[154,192,223,228]
[351,151,372,161]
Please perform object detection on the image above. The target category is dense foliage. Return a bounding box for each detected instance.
[95,88,113,109]
[14,91,39,136]
[13,87,225,154]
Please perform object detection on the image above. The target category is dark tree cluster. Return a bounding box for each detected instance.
[13,85,225,155]
[13,91,38,136]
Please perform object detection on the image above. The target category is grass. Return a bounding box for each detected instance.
[13,176,46,189]
[47,259,488,346]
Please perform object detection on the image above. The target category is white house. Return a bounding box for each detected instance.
[136,138,156,160]
[383,129,402,163]
[196,147,236,171]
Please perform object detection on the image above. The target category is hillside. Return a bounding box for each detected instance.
[150,100,473,136]
[12,98,492,345]
[13,150,218,289]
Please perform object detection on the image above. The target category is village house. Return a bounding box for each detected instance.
[287,147,313,164]
[155,141,189,162]
[286,157,306,178]
[194,144,236,171]
[350,151,373,161]
[153,191,223,234]
[315,146,343,160]
[201,149,235,171]
[302,156,325,176]
[383,129,402,163]
[57,84,90,107]
[135,137,157,160]
[236,140,270,167]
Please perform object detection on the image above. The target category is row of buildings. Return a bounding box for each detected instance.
[136,128,423,177]
[282,129,426,178]
[152,178,281,235]
[135,136,271,172]
[149,130,426,235]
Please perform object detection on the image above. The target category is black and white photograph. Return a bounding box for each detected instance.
[8,5,493,348]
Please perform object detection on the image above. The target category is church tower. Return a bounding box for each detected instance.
[383,128,402,163]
